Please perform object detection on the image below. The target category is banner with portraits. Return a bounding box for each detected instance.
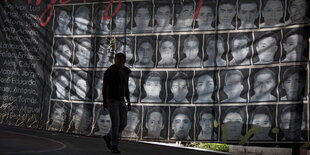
[0,0,310,145]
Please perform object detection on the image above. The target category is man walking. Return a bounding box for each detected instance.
[103,53,132,153]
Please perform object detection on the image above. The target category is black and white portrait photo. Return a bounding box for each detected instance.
[253,31,281,65]
[68,103,93,135]
[53,38,73,67]
[282,29,308,62]
[73,5,91,35]
[260,0,285,27]
[220,69,248,103]
[280,66,306,101]
[154,3,173,32]
[203,34,227,67]
[167,71,193,104]
[220,106,246,141]
[70,70,92,101]
[93,5,111,35]
[129,71,140,103]
[95,38,113,68]
[157,35,178,68]
[229,33,252,66]
[143,106,168,140]
[248,105,276,141]
[135,36,156,68]
[179,35,202,68]
[115,37,135,68]
[250,68,278,102]
[218,0,236,30]
[141,71,166,103]
[92,106,111,136]
[170,107,194,140]
[74,38,94,68]
[112,4,131,34]
[196,107,218,141]
[48,102,70,132]
[237,0,260,29]
[54,6,72,35]
[122,106,141,139]
[194,71,217,104]
[132,2,153,33]
[194,0,216,31]
[286,0,310,25]
[174,2,194,32]
[52,69,70,99]
[93,71,104,102]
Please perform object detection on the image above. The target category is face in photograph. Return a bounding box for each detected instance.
[76,39,92,67]
[74,6,90,34]
[54,74,69,99]
[223,70,245,102]
[146,111,164,138]
[74,79,88,99]
[252,69,276,101]
[55,39,72,66]
[128,76,137,99]
[97,113,111,135]
[136,41,154,67]
[222,111,243,140]
[97,42,112,67]
[283,34,305,62]
[231,38,250,63]
[175,4,194,30]
[133,7,152,32]
[56,10,71,34]
[159,40,175,62]
[218,3,236,29]
[255,36,278,64]
[250,110,272,140]
[184,38,199,60]
[198,112,215,140]
[282,68,305,100]
[72,106,84,131]
[195,74,215,103]
[94,7,110,34]
[206,39,225,58]
[261,0,284,27]
[155,5,172,29]
[51,106,66,126]
[280,110,303,140]
[196,6,214,30]
[124,111,139,132]
[238,2,259,28]
[288,0,309,23]
[172,113,191,139]
[143,74,162,102]
[171,78,189,103]
[113,10,130,32]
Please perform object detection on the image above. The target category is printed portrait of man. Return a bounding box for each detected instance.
[194,72,216,103]
[55,8,72,35]
[174,3,194,31]
[251,68,277,102]
[222,70,247,103]
[71,71,90,101]
[93,108,111,136]
[195,2,215,31]
[154,4,173,32]
[122,107,140,138]
[94,72,104,101]
[53,70,70,99]
[237,0,260,29]
[286,0,310,25]
[179,35,202,68]
[281,66,306,101]
[96,38,112,68]
[157,36,177,68]
[74,38,93,68]
[48,102,68,132]
[69,104,92,135]
[218,0,236,30]
[93,6,110,34]
[254,33,279,64]
[221,107,245,141]
[203,35,227,67]
[112,4,131,34]
[170,107,193,140]
[197,107,217,140]
[135,37,155,68]
[132,2,153,33]
[169,72,190,103]
[260,0,284,27]
[143,107,166,139]
[141,72,164,103]
[129,72,139,103]
[282,30,307,62]
[229,34,251,66]
[74,6,91,35]
[116,37,134,68]
[249,106,273,141]
[54,38,73,67]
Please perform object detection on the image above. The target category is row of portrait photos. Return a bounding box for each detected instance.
[53,27,310,69]
[48,102,308,142]
[51,65,308,103]
[53,0,310,35]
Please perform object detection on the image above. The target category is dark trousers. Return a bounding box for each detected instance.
[107,99,128,147]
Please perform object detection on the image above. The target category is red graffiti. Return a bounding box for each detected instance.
[27,0,42,5]
[194,0,203,19]
[102,0,122,21]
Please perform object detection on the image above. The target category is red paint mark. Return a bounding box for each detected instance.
[27,0,42,5]
[59,0,73,4]
[102,0,122,21]
[194,0,203,19]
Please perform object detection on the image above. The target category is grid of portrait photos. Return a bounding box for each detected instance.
[48,0,310,144]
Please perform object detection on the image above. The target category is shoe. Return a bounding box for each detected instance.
[103,135,111,150]
[111,146,121,153]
